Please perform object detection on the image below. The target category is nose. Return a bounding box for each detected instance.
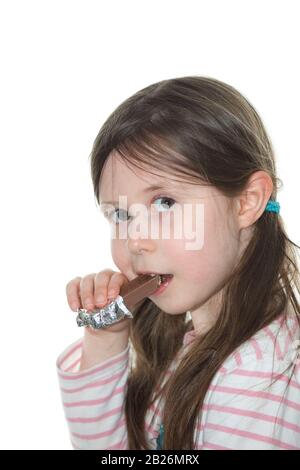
[126,237,156,255]
[126,208,157,254]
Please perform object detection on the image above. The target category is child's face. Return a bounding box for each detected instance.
[99,150,248,322]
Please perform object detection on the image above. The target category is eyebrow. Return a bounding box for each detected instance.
[100,184,175,207]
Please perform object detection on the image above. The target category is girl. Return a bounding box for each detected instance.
[56,76,300,450]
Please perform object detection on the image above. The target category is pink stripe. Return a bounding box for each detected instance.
[63,384,125,408]
[67,406,158,438]
[204,422,298,449]
[108,436,128,450]
[230,368,300,391]
[58,341,83,368]
[67,405,123,423]
[211,384,300,411]
[154,363,181,382]
[71,417,126,440]
[283,321,295,354]
[149,402,162,419]
[274,315,285,327]
[250,338,263,360]
[183,331,196,346]
[65,357,81,372]
[61,368,125,394]
[203,403,300,434]
[283,332,292,356]
[233,351,242,366]
[57,348,129,381]
[145,423,162,440]
[264,326,283,360]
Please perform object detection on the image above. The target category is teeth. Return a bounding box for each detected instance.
[143,273,173,283]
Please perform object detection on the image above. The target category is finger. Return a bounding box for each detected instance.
[80,273,97,310]
[93,269,118,306]
[66,277,82,311]
[107,272,129,299]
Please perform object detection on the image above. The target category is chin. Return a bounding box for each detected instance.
[151,300,189,315]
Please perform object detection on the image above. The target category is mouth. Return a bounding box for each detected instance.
[136,271,174,286]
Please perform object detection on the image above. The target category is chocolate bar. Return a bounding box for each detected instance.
[119,273,162,309]
[76,273,162,330]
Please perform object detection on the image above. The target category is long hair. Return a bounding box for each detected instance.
[89,76,300,449]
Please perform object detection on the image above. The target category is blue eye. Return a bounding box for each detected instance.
[106,196,176,225]
[152,196,175,212]
[109,208,130,225]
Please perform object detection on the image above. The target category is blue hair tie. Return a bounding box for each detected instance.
[156,424,164,450]
[265,200,280,214]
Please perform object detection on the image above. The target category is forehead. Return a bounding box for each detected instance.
[99,150,188,202]
[98,150,226,210]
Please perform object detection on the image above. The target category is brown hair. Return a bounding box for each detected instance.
[89,76,300,449]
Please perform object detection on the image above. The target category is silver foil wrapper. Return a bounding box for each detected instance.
[76,295,133,330]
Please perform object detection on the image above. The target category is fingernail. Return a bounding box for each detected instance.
[96,295,105,303]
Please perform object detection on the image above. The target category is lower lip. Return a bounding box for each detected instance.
[151,276,174,296]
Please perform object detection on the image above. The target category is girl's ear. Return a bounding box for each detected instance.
[237,170,274,230]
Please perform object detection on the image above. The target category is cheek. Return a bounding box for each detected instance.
[171,206,239,283]
[110,239,129,271]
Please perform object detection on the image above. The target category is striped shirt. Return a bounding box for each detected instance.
[56,311,300,450]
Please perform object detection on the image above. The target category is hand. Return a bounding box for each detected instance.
[66,269,132,333]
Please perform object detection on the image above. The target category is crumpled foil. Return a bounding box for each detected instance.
[76,295,133,330]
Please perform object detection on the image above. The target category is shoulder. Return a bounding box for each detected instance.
[220,309,300,376]
[197,311,300,450]
[183,307,300,378]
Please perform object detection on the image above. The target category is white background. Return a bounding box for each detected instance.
[0,0,299,450]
